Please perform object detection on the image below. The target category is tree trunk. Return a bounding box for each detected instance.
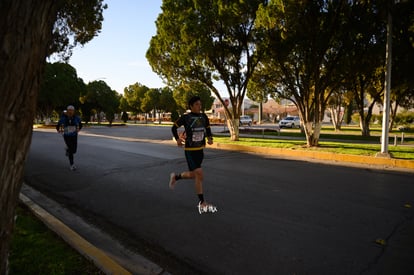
[359,99,378,137]
[344,102,353,125]
[329,107,342,131]
[258,102,263,124]
[0,1,58,274]
[303,121,322,147]
[208,86,243,141]
[97,111,102,124]
[226,118,240,141]
[359,115,371,137]
[389,101,398,130]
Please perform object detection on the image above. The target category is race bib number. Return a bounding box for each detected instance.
[65,125,77,134]
[192,127,204,142]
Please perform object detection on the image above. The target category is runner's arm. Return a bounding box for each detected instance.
[78,117,83,131]
[56,117,63,132]
[204,114,213,139]
[171,116,184,140]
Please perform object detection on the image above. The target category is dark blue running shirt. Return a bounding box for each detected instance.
[56,115,82,137]
[172,112,212,150]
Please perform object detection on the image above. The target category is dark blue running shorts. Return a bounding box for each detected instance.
[185,149,204,171]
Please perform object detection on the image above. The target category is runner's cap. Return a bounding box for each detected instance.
[67,105,75,110]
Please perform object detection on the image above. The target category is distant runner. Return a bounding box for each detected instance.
[170,96,217,214]
[56,105,82,171]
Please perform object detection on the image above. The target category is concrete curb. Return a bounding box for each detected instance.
[212,142,414,171]
[19,193,132,275]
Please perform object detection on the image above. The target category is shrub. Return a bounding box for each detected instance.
[371,114,382,124]
[351,113,360,124]
[395,111,414,125]
[209,117,225,124]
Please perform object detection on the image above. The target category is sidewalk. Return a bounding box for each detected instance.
[20,184,167,275]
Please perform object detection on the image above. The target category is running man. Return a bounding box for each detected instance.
[56,105,82,170]
[169,96,217,214]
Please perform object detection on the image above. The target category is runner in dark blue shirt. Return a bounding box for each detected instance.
[56,105,82,170]
[170,96,217,214]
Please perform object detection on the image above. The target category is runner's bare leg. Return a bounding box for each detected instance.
[193,168,203,195]
[181,169,204,198]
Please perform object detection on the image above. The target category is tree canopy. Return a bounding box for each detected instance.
[389,0,414,130]
[340,1,386,137]
[148,0,413,142]
[81,80,120,124]
[49,0,107,60]
[38,62,85,119]
[147,0,266,140]
[123,82,150,115]
[141,88,160,115]
[253,0,354,146]
[159,87,177,113]
[173,82,215,113]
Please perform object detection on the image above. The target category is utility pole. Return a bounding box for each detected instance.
[377,9,393,158]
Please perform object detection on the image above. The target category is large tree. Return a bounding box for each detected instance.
[349,68,384,137]
[340,2,386,137]
[0,1,105,273]
[81,80,120,125]
[173,82,215,114]
[38,62,85,120]
[147,0,266,140]
[141,88,161,123]
[253,0,351,146]
[123,82,150,118]
[341,1,413,136]
[159,87,177,114]
[388,0,414,130]
[326,88,347,131]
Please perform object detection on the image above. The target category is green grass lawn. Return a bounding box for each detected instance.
[214,135,414,160]
[215,125,414,160]
[244,125,414,142]
[9,205,103,275]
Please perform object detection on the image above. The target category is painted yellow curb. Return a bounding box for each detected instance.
[19,194,132,275]
[213,143,414,170]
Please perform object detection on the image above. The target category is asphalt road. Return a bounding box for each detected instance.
[24,126,414,275]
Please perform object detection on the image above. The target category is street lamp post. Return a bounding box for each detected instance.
[377,8,393,158]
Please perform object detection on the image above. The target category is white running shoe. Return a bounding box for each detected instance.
[70,165,77,171]
[169,173,176,189]
[197,202,218,214]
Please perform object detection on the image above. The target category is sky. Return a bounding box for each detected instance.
[68,0,164,94]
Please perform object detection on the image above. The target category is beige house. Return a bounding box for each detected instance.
[209,98,301,123]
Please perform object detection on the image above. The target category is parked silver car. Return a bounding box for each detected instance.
[279,116,300,128]
[239,115,253,126]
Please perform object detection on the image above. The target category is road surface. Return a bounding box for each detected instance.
[24,126,414,274]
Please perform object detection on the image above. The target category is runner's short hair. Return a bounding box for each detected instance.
[188,96,201,108]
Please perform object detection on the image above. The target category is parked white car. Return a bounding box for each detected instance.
[279,116,301,128]
[239,115,253,126]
